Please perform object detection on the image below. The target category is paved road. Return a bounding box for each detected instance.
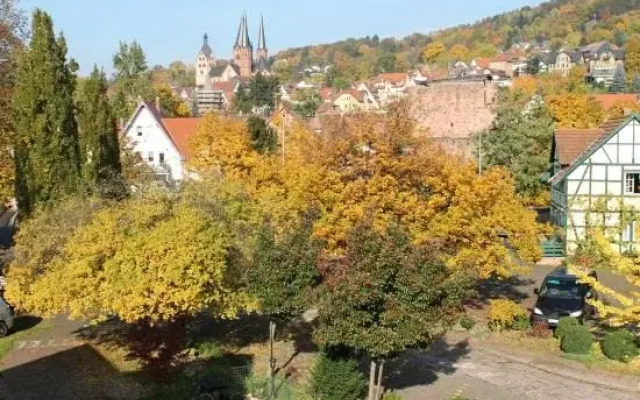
[394,337,640,400]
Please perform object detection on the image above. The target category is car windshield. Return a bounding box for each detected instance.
[540,277,585,299]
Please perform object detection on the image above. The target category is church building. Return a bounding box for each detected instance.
[195,13,270,88]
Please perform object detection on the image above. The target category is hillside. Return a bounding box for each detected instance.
[274,0,640,82]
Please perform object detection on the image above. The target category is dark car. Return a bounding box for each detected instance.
[531,267,597,327]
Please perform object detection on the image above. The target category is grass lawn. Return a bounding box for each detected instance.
[0,316,53,361]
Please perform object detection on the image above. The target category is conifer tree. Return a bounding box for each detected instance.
[76,66,121,188]
[631,74,640,95]
[12,9,81,214]
[609,65,627,93]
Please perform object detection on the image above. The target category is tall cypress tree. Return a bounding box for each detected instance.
[632,74,640,95]
[609,65,627,93]
[76,66,121,188]
[12,9,81,214]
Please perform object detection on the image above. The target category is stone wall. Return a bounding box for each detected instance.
[408,79,498,156]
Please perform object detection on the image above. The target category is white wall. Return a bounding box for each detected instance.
[124,107,185,182]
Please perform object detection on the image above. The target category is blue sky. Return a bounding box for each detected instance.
[22,0,543,75]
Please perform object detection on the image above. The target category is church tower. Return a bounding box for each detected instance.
[255,14,268,63]
[196,33,215,87]
[233,12,253,78]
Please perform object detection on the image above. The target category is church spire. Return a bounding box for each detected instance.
[257,14,266,50]
[235,12,251,48]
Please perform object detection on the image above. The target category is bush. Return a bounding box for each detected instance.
[554,317,580,339]
[529,322,552,338]
[382,392,404,400]
[512,315,531,331]
[561,325,593,355]
[488,299,527,330]
[310,353,367,400]
[602,330,639,362]
[459,315,476,330]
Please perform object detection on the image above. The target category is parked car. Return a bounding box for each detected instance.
[531,267,597,327]
[0,296,14,336]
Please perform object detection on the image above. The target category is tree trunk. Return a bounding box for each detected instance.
[368,360,377,400]
[269,319,277,399]
[375,359,385,400]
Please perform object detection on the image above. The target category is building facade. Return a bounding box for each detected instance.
[548,115,640,253]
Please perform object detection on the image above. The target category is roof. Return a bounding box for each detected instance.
[256,57,270,73]
[378,73,407,85]
[474,57,491,69]
[582,41,619,53]
[257,14,267,50]
[161,118,200,160]
[335,89,365,103]
[234,12,251,49]
[200,34,213,58]
[320,87,336,101]
[549,115,640,184]
[554,129,606,166]
[213,81,238,100]
[590,94,640,110]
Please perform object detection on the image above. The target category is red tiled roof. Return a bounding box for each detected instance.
[320,87,335,101]
[590,94,640,110]
[378,73,407,84]
[474,58,491,69]
[213,81,237,100]
[335,89,365,102]
[161,118,201,160]
[555,129,606,166]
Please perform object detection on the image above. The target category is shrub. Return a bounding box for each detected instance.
[602,330,639,362]
[554,317,580,339]
[459,315,476,331]
[561,325,593,355]
[529,322,552,338]
[310,353,367,400]
[488,299,527,330]
[382,392,404,400]
[512,315,531,331]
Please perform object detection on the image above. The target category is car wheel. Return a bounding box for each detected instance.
[0,322,8,337]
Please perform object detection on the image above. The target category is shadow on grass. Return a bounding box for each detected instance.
[10,315,42,334]
[385,338,471,390]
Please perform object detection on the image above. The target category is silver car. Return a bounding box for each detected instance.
[0,297,14,336]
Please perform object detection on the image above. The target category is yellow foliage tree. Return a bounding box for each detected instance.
[448,44,470,61]
[607,100,640,119]
[155,84,191,117]
[548,94,606,128]
[422,41,445,63]
[190,104,542,278]
[6,188,255,323]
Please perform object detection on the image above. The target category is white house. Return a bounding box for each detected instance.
[548,114,640,253]
[122,102,200,184]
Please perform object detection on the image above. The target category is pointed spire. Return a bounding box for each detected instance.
[201,32,212,57]
[235,12,251,48]
[257,14,266,50]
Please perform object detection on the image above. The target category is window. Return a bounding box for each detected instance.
[159,152,165,164]
[148,152,154,163]
[625,173,640,194]
[136,126,143,137]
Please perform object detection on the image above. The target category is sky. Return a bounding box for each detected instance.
[21,0,544,75]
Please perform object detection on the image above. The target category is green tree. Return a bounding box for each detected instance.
[315,223,471,400]
[249,73,279,109]
[12,9,81,214]
[292,88,322,117]
[76,66,121,189]
[247,116,277,154]
[527,56,541,75]
[478,89,554,199]
[632,74,640,95]
[609,65,627,93]
[111,41,155,120]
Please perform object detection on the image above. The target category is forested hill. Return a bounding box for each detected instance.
[274,0,640,80]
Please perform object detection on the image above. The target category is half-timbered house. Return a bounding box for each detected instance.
[548,114,640,253]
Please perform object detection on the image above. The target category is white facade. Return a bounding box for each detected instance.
[551,117,640,253]
[123,104,187,183]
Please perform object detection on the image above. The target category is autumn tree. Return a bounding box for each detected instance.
[632,75,640,95]
[315,223,472,400]
[625,36,640,82]
[422,41,444,63]
[111,41,155,120]
[293,88,322,117]
[548,94,606,128]
[448,44,470,62]
[13,9,81,214]
[478,89,554,201]
[155,84,190,117]
[6,186,256,323]
[76,66,121,189]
